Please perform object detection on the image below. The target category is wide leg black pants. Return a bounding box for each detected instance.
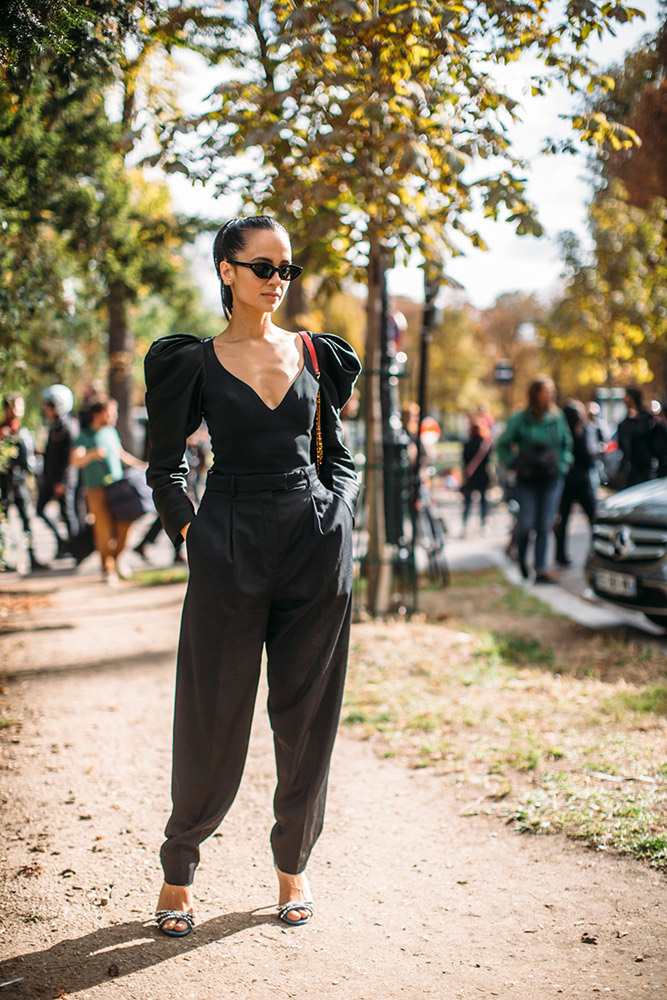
[160,466,354,886]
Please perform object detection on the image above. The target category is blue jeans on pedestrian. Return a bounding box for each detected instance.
[515,477,564,574]
[462,487,488,528]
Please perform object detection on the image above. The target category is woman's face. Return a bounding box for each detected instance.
[536,381,555,409]
[219,227,293,316]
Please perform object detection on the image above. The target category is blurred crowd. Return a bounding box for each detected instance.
[0,385,210,582]
[4,374,665,587]
[456,381,667,581]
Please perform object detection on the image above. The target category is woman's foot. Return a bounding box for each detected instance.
[156,882,194,935]
[275,866,313,925]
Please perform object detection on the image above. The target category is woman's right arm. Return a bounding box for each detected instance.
[144,336,205,546]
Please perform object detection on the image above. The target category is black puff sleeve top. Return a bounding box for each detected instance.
[144,333,361,545]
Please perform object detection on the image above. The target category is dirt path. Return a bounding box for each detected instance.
[0,572,665,999]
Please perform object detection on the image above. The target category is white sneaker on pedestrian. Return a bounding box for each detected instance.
[116,561,133,581]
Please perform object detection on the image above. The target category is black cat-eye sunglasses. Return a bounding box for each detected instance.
[228,260,303,281]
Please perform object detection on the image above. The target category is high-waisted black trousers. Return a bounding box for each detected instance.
[160,465,354,886]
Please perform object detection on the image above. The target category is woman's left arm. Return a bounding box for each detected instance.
[119,448,145,469]
[313,334,362,515]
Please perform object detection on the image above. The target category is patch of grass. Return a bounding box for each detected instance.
[476,631,556,670]
[132,566,190,587]
[0,716,19,729]
[615,686,667,718]
[406,712,439,732]
[342,708,396,727]
[345,611,667,869]
[509,784,667,867]
[492,744,541,773]
[496,585,563,619]
[633,836,667,864]
[448,568,505,590]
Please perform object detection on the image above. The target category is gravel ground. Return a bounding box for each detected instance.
[0,569,665,999]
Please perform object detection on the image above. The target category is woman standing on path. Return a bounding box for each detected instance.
[71,399,144,584]
[496,377,572,583]
[144,216,361,935]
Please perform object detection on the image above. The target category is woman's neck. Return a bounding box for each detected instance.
[221,305,279,342]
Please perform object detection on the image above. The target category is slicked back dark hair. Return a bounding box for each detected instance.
[212,217,289,319]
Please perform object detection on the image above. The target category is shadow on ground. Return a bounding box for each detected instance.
[0,910,278,998]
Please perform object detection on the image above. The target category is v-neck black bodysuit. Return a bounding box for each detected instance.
[144,332,362,545]
[202,338,318,475]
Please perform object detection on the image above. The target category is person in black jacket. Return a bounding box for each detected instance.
[616,386,655,488]
[0,394,46,571]
[554,401,596,567]
[144,216,361,936]
[460,417,492,535]
[36,384,79,558]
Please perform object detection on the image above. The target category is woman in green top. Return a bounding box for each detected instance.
[71,399,144,583]
[497,377,572,583]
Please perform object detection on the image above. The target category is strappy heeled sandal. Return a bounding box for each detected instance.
[155,909,195,937]
[277,900,314,927]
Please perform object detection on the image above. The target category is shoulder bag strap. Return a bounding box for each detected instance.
[464,435,491,481]
[299,331,323,472]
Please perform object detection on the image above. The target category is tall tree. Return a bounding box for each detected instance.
[0,3,227,441]
[542,15,667,399]
[594,15,667,207]
[540,182,667,393]
[157,0,642,611]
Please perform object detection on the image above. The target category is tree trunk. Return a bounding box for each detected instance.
[107,284,134,452]
[284,277,306,328]
[364,239,392,616]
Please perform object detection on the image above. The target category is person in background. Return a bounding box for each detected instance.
[70,399,144,584]
[460,417,492,536]
[475,402,495,435]
[496,376,572,583]
[341,386,364,457]
[585,400,609,489]
[36,384,79,559]
[616,386,656,488]
[554,401,597,567]
[0,394,46,572]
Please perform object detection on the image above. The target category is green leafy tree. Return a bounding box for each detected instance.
[0,0,138,77]
[540,182,667,392]
[0,1,228,443]
[542,17,667,399]
[594,16,667,208]
[153,0,643,612]
[425,305,490,416]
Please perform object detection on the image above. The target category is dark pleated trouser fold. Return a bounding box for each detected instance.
[160,466,354,886]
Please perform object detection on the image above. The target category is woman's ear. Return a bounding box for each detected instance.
[219,261,234,285]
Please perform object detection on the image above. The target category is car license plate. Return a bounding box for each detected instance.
[595,569,637,598]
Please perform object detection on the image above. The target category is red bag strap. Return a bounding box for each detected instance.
[299,331,320,378]
[298,331,323,472]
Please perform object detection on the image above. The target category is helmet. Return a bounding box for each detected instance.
[41,383,74,415]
